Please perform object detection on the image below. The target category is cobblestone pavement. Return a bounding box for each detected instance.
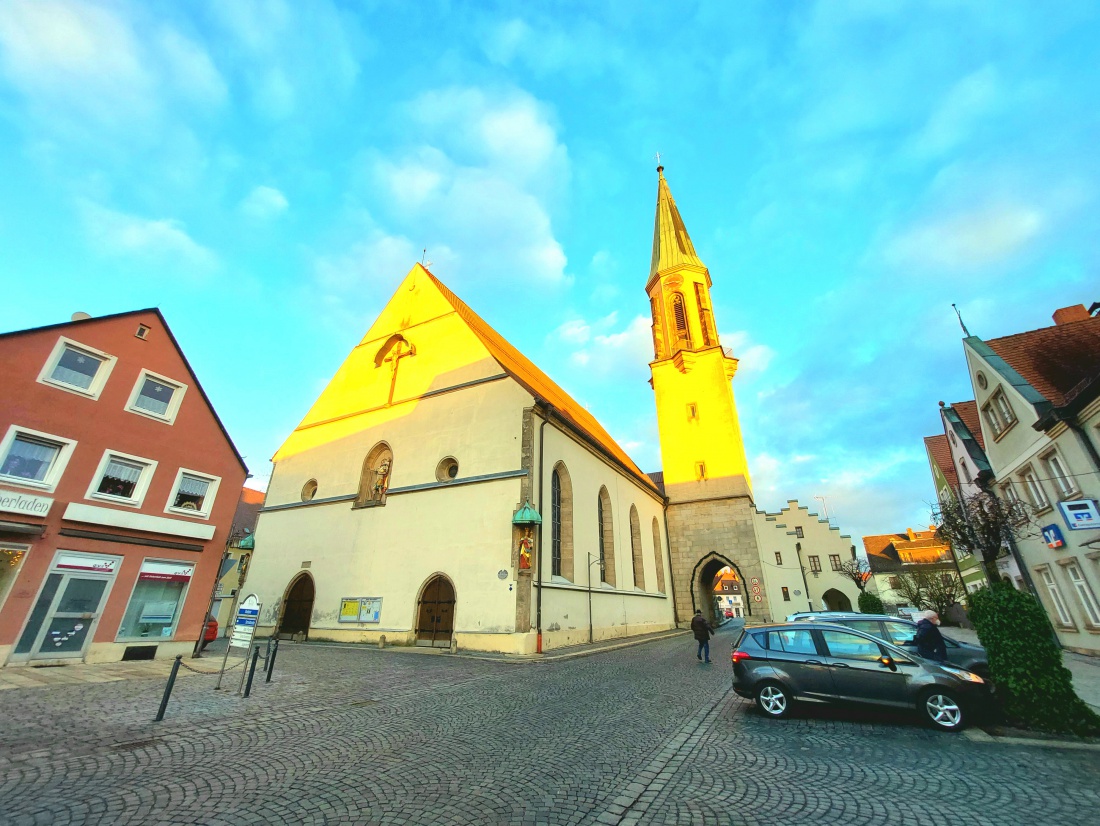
[1,625,1098,826]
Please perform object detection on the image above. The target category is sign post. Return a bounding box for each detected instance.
[215,594,261,691]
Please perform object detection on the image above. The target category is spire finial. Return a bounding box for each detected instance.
[655,151,663,175]
[951,303,971,337]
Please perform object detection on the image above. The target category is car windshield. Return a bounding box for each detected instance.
[882,620,916,646]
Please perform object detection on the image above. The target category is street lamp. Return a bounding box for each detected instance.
[587,552,605,644]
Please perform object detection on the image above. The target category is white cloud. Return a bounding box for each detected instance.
[885,202,1045,271]
[79,200,218,270]
[567,315,652,376]
[909,65,1000,157]
[554,319,591,346]
[722,330,775,373]
[314,230,422,293]
[240,186,289,220]
[158,27,228,107]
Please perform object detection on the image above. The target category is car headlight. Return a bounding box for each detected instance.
[941,665,984,683]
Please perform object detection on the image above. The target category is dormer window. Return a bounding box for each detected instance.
[981,388,1017,439]
[37,337,116,399]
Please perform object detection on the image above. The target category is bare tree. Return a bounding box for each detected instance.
[836,558,873,593]
[890,568,966,617]
[932,491,1035,584]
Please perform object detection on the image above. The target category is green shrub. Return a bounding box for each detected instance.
[858,591,884,614]
[968,581,1100,735]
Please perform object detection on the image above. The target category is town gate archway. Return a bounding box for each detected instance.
[690,553,752,628]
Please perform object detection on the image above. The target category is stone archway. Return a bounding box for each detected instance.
[690,553,751,628]
[822,588,853,612]
[279,573,315,639]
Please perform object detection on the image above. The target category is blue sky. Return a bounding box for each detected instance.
[1,1,1097,542]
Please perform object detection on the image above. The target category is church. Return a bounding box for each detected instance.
[246,167,861,653]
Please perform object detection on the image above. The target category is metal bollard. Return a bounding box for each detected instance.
[265,638,279,683]
[154,655,184,722]
[242,645,260,698]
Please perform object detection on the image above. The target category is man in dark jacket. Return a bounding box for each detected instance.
[691,610,714,663]
[914,611,948,662]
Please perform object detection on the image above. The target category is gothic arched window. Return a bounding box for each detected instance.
[629,505,645,591]
[652,517,666,594]
[597,486,616,587]
[550,464,574,580]
[355,442,393,508]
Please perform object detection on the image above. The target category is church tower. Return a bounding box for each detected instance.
[647,165,769,626]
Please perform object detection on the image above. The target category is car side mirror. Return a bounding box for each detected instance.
[879,655,898,672]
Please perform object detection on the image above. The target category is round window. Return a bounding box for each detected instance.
[976,371,988,390]
[301,479,318,501]
[436,458,459,482]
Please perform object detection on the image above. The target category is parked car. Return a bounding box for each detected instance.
[730,622,989,732]
[786,612,988,678]
[724,609,736,619]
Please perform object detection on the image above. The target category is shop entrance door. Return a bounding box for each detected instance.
[16,572,112,661]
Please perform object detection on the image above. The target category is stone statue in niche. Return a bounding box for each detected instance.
[372,458,391,500]
[518,529,533,570]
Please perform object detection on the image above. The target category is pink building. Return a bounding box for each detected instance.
[0,310,247,666]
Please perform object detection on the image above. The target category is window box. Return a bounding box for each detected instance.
[0,425,77,493]
[85,450,157,507]
[125,370,187,424]
[37,337,117,399]
[164,468,220,519]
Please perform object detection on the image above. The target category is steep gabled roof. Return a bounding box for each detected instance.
[986,315,1100,407]
[649,167,705,283]
[425,271,657,493]
[951,400,985,450]
[0,308,247,473]
[924,434,958,492]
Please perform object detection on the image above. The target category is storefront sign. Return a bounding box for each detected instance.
[1042,524,1066,549]
[1058,500,1100,530]
[56,552,118,574]
[0,490,52,517]
[138,560,195,583]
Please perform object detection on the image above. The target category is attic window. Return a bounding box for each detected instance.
[976,371,988,390]
[136,325,150,340]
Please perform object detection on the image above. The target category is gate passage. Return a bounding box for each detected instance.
[416,575,455,648]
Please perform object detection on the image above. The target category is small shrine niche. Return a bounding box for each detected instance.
[356,443,393,507]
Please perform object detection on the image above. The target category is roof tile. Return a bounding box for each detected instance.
[986,315,1100,406]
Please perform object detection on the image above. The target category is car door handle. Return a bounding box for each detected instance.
[829,662,850,668]
[805,660,823,665]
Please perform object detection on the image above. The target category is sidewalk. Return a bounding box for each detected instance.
[948,627,1100,712]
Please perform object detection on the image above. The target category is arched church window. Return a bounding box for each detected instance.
[671,293,692,349]
[629,505,645,591]
[355,442,393,508]
[597,486,616,587]
[694,283,714,347]
[651,517,666,594]
[551,463,575,581]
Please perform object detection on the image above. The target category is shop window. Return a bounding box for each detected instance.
[126,369,187,424]
[38,337,116,398]
[87,450,156,506]
[0,544,30,613]
[117,560,196,640]
[0,425,77,491]
[166,468,221,518]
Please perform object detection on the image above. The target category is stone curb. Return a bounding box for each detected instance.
[963,726,1100,751]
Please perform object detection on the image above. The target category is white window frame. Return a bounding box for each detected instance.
[982,388,1017,440]
[1040,449,1077,500]
[1065,562,1100,626]
[1018,465,1050,510]
[84,449,158,508]
[36,336,117,400]
[115,557,196,642]
[1038,566,1073,626]
[164,467,221,520]
[125,369,187,425]
[0,425,78,493]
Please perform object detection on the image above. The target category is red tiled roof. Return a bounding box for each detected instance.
[924,435,958,492]
[951,400,985,450]
[425,271,657,493]
[986,315,1100,407]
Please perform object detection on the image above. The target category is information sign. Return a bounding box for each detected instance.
[230,594,261,649]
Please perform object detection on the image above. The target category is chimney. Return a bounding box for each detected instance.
[906,528,916,540]
[1053,305,1089,325]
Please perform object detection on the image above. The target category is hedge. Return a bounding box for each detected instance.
[858,591,884,614]
[968,581,1100,735]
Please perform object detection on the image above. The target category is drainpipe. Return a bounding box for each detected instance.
[535,403,552,654]
[795,542,812,612]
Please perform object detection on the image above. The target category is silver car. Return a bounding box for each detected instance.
[731,622,990,732]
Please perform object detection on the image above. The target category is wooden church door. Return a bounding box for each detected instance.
[416,575,455,647]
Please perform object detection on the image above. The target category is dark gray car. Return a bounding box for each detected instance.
[731,622,990,731]
[788,612,989,678]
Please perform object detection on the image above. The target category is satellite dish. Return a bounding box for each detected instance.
[71,312,91,321]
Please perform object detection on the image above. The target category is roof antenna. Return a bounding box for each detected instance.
[951,303,971,337]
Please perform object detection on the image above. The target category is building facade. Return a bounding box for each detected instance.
[0,310,247,666]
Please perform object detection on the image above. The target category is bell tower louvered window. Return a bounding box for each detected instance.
[671,293,692,350]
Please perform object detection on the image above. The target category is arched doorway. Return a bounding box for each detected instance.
[415,575,456,648]
[822,588,853,612]
[690,554,749,628]
[280,574,315,639]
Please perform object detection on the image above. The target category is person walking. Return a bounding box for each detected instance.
[691,609,714,663]
[914,610,947,662]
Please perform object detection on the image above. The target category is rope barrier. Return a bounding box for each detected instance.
[178,656,247,675]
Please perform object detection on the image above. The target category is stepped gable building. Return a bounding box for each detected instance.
[247,168,859,653]
[0,309,247,667]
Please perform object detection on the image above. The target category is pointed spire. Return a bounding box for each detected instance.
[650,165,705,280]
[952,304,971,337]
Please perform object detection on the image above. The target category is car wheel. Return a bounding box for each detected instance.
[755,681,792,719]
[919,688,966,732]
